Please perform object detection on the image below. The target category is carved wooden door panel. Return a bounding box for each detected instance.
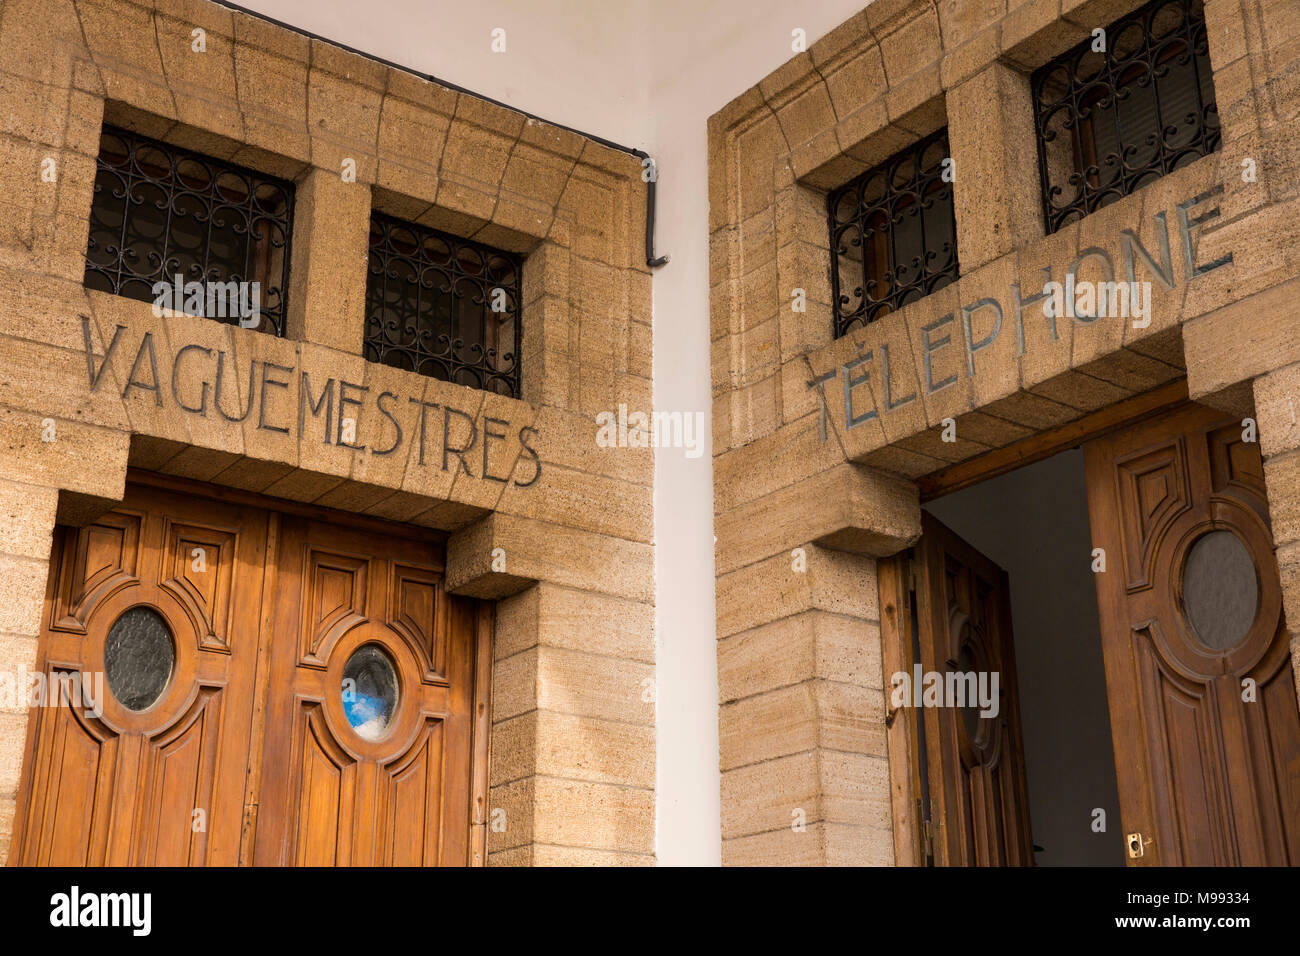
[914,513,1035,866]
[14,485,268,865]
[250,516,478,866]
[1084,402,1300,865]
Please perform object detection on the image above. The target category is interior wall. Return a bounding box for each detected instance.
[923,449,1124,867]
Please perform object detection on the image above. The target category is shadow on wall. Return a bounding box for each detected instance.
[924,448,1124,867]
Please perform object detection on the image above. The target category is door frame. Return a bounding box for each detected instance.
[915,379,1190,503]
[16,470,495,867]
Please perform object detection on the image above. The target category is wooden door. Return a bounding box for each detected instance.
[13,485,269,865]
[913,513,1035,866]
[250,515,479,866]
[14,478,487,867]
[1084,402,1300,865]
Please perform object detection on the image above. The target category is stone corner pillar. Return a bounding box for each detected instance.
[0,479,61,866]
[1254,361,1300,710]
[450,512,657,866]
[715,457,922,865]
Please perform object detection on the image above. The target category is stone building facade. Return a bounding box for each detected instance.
[708,0,1300,865]
[0,0,1296,868]
[0,0,653,865]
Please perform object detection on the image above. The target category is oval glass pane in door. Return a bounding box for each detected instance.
[1182,530,1258,650]
[956,642,983,746]
[104,606,175,711]
[341,644,399,741]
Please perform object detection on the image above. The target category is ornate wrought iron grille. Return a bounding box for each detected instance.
[1032,0,1218,234]
[827,129,958,339]
[83,126,294,336]
[365,214,522,397]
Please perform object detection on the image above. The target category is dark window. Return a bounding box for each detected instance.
[104,606,174,712]
[84,126,294,336]
[1032,0,1219,234]
[827,129,958,339]
[365,213,522,398]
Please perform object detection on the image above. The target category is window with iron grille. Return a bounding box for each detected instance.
[83,125,294,336]
[1032,0,1219,234]
[365,214,522,398]
[827,129,959,339]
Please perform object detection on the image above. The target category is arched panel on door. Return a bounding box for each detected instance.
[19,677,119,866]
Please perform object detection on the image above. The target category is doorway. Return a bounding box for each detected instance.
[11,476,490,866]
[886,399,1300,866]
[923,450,1121,866]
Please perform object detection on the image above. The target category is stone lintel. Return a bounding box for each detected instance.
[1184,275,1300,400]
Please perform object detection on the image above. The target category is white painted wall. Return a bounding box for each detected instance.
[239,0,869,865]
[645,0,873,866]
[233,0,653,148]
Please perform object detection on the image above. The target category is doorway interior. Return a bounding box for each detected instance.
[925,449,1123,866]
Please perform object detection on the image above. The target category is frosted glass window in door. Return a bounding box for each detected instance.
[1182,530,1257,651]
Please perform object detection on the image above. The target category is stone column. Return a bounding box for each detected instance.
[0,394,131,860]
[717,546,893,864]
[0,479,63,865]
[712,458,920,864]
[946,60,1045,273]
[285,167,372,355]
[447,513,656,864]
[1255,363,1300,704]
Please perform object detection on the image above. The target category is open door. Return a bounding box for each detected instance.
[1084,402,1300,865]
[902,512,1035,866]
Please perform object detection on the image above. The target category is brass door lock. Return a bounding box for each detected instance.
[1126,831,1152,859]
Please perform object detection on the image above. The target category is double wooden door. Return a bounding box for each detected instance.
[12,480,487,866]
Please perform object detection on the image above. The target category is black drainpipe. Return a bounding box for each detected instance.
[211,0,669,269]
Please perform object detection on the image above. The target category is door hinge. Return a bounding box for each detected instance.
[238,803,259,865]
[917,797,934,859]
